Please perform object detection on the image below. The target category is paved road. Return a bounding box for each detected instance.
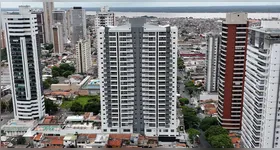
[198,129,211,148]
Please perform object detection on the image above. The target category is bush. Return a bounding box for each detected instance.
[179,98,189,105]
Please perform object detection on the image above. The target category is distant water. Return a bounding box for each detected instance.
[87,11,280,19]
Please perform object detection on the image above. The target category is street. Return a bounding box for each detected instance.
[177,69,211,148]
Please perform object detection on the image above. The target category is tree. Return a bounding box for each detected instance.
[199,117,218,131]
[8,100,13,112]
[1,48,7,61]
[1,101,7,112]
[177,76,182,81]
[62,71,72,78]
[84,101,100,114]
[17,136,26,145]
[59,63,75,74]
[45,43,53,50]
[187,128,200,143]
[205,125,228,140]
[209,134,234,148]
[43,81,50,89]
[177,57,185,70]
[182,106,200,129]
[45,99,59,115]
[52,70,60,77]
[70,102,83,112]
[179,98,189,105]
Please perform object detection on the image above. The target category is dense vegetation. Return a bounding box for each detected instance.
[52,63,75,78]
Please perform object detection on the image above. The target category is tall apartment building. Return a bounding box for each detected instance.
[242,21,280,148]
[52,10,67,43]
[217,13,248,130]
[205,33,220,93]
[70,7,86,45]
[95,6,115,28]
[43,2,54,44]
[32,10,45,44]
[66,9,72,40]
[75,38,92,73]
[98,18,178,137]
[2,6,45,120]
[52,23,64,54]
[0,3,2,49]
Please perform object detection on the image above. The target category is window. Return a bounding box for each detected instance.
[146,129,152,132]
[123,129,130,132]
[110,129,117,132]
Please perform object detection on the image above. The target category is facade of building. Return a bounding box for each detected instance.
[52,23,64,54]
[43,2,54,44]
[52,10,67,43]
[205,33,220,93]
[217,13,248,130]
[32,11,45,44]
[95,6,115,28]
[98,18,178,137]
[2,6,45,120]
[75,38,92,73]
[70,7,86,45]
[242,21,280,148]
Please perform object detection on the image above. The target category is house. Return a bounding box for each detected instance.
[63,134,77,148]
[107,139,122,148]
[32,133,64,148]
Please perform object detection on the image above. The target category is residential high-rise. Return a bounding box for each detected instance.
[2,6,45,120]
[242,21,280,148]
[217,12,248,130]
[0,2,2,49]
[98,18,178,137]
[205,33,220,93]
[66,9,72,41]
[52,23,64,54]
[95,6,115,28]
[32,10,45,44]
[43,2,54,44]
[70,7,86,45]
[52,10,67,43]
[75,38,92,73]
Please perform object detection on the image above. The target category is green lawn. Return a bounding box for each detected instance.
[60,96,95,109]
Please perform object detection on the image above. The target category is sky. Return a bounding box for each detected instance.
[2,2,280,8]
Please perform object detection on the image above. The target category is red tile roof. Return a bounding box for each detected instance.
[107,139,122,147]
[109,134,131,140]
[33,133,43,141]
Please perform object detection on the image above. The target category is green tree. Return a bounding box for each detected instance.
[177,76,182,81]
[187,128,200,143]
[59,63,75,74]
[182,106,200,129]
[52,70,60,77]
[199,117,218,131]
[45,43,53,50]
[45,99,59,115]
[1,48,7,61]
[205,125,228,140]
[70,102,83,112]
[1,101,7,112]
[209,134,234,148]
[8,100,13,112]
[177,57,185,70]
[17,136,26,145]
[179,98,189,105]
[43,81,51,89]
[84,101,100,115]
[62,70,73,78]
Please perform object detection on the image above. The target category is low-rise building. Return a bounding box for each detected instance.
[63,134,77,148]
[1,119,38,137]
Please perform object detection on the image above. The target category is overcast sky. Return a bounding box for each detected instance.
[2,2,280,8]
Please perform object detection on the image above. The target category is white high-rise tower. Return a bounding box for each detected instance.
[2,6,45,120]
[43,2,54,44]
[242,21,280,148]
[98,18,178,137]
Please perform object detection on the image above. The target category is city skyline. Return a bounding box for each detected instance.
[2,2,280,8]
